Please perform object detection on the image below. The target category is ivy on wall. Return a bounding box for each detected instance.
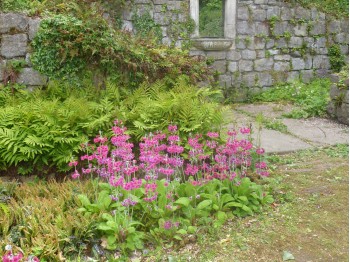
[31,14,211,87]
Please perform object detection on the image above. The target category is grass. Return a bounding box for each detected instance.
[0,144,348,260]
[156,145,349,261]
[250,79,331,119]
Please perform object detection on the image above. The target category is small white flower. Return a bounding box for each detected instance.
[5,244,12,251]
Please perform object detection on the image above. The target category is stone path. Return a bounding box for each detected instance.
[227,102,349,154]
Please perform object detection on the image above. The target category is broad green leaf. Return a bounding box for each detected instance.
[176,229,187,235]
[77,194,91,207]
[174,197,191,207]
[224,202,243,209]
[196,199,212,210]
[97,223,113,231]
[187,226,197,234]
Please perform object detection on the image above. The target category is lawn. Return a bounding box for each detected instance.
[157,145,349,261]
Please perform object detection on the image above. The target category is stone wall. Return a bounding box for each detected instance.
[327,75,349,125]
[1,1,348,93]
[0,13,47,87]
[122,0,349,99]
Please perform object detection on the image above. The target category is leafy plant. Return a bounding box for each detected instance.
[328,44,346,72]
[133,12,163,43]
[199,0,223,37]
[250,79,331,119]
[69,120,273,257]
[31,14,211,88]
[120,77,227,141]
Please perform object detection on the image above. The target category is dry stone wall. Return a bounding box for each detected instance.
[121,0,349,98]
[327,75,349,125]
[0,13,47,87]
[1,0,348,94]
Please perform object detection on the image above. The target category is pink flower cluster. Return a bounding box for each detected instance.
[2,246,39,262]
[72,120,269,211]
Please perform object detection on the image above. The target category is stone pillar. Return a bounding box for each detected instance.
[190,0,199,37]
[225,0,236,40]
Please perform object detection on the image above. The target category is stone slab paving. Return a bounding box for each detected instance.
[282,118,349,146]
[229,103,349,154]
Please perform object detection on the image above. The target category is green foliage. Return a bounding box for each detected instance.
[256,113,288,133]
[120,77,227,141]
[74,177,272,256]
[0,180,97,261]
[0,82,120,173]
[199,0,223,37]
[328,45,346,73]
[335,65,349,90]
[132,12,163,43]
[250,79,331,118]
[1,0,125,20]
[323,144,349,158]
[0,77,225,174]
[31,14,211,88]
[284,0,348,18]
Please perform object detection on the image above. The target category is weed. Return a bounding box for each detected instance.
[250,79,331,118]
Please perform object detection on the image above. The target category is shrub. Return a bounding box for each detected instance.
[69,121,272,258]
[0,78,225,175]
[120,77,227,141]
[31,14,211,88]
[0,82,120,174]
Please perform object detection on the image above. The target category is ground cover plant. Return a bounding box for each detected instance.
[0,120,273,261]
[0,77,225,176]
[161,144,349,261]
[250,79,331,118]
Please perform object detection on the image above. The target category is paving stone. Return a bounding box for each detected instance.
[230,103,349,154]
[282,118,348,146]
